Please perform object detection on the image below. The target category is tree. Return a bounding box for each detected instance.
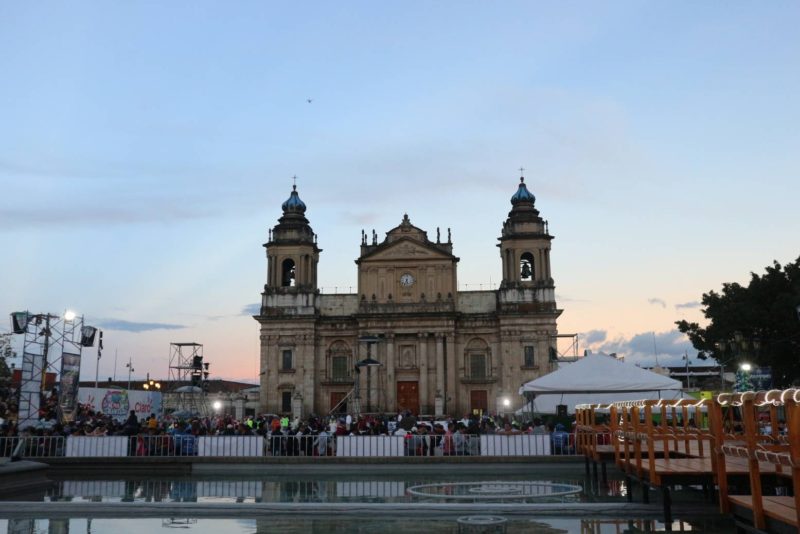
[0,334,14,418]
[676,256,800,388]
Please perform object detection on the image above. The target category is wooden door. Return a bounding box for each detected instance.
[396,381,420,415]
[330,392,347,414]
[470,390,488,416]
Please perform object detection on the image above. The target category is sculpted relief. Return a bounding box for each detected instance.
[399,345,416,368]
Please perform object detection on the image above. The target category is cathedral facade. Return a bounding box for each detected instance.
[254,176,561,417]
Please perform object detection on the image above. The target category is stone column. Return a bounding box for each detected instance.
[418,333,428,414]
[446,333,457,416]
[313,338,326,414]
[546,248,552,279]
[435,334,445,416]
[386,334,396,412]
[491,339,502,413]
[265,336,279,413]
[301,334,315,415]
[268,256,274,287]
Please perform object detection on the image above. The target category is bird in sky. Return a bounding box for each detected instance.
[307,98,313,103]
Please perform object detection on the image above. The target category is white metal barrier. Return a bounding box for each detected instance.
[336,435,404,457]
[1,433,572,459]
[196,480,263,497]
[197,436,264,457]
[336,481,405,497]
[480,434,551,456]
[65,436,128,457]
[0,436,65,458]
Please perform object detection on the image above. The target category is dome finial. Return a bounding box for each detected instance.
[510,171,535,206]
[282,176,307,213]
[519,166,525,183]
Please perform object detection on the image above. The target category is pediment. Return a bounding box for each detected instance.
[361,237,454,262]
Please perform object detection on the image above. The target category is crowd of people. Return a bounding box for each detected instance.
[1,404,577,457]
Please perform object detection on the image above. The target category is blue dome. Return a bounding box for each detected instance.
[511,176,535,205]
[281,185,306,213]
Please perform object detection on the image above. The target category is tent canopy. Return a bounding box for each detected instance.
[517,353,686,415]
[518,353,682,395]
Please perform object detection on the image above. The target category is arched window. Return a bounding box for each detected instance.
[328,340,352,382]
[281,258,296,287]
[520,252,534,281]
[465,338,490,379]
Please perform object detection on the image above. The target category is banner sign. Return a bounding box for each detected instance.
[18,350,44,426]
[78,387,162,422]
[59,351,81,417]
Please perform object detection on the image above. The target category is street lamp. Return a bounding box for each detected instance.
[354,357,382,414]
[736,362,754,392]
[356,335,385,414]
[142,377,161,391]
[125,357,134,391]
[714,332,761,392]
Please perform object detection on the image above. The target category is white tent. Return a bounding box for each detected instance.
[517,353,686,414]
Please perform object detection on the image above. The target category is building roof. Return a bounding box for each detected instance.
[79,379,257,394]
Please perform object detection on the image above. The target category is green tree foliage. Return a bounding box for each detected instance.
[676,256,800,387]
[0,334,14,418]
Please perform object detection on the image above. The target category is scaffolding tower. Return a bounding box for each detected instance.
[14,312,87,428]
[167,342,208,417]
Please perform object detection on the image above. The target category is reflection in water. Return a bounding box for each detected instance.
[0,517,734,534]
[41,475,624,504]
[0,473,735,533]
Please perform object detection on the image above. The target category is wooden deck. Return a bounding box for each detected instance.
[729,495,798,528]
[576,391,800,533]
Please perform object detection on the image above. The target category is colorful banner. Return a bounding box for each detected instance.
[18,350,43,427]
[78,387,162,422]
[59,351,82,417]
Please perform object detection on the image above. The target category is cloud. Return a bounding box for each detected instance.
[94,319,186,333]
[0,203,221,231]
[647,298,667,308]
[240,303,261,316]
[675,301,701,310]
[338,211,382,225]
[554,294,589,303]
[0,158,265,231]
[581,329,607,345]
[584,329,696,367]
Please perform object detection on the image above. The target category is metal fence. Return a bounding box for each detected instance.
[0,433,576,459]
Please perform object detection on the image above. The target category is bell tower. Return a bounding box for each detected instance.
[498,174,555,302]
[263,184,321,292]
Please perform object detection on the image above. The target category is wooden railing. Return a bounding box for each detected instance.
[711,389,800,531]
[577,391,800,531]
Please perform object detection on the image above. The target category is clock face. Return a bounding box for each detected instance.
[400,273,415,287]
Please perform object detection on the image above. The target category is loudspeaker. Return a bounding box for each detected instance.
[80,326,98,347]
[557,404,568,417]
[10,312,29,334]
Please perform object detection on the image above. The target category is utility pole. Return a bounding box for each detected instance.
[684,351,691,389]
[94,330,103,390]
[126,356,134,391]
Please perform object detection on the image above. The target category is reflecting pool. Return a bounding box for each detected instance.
[0,468,735,533]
